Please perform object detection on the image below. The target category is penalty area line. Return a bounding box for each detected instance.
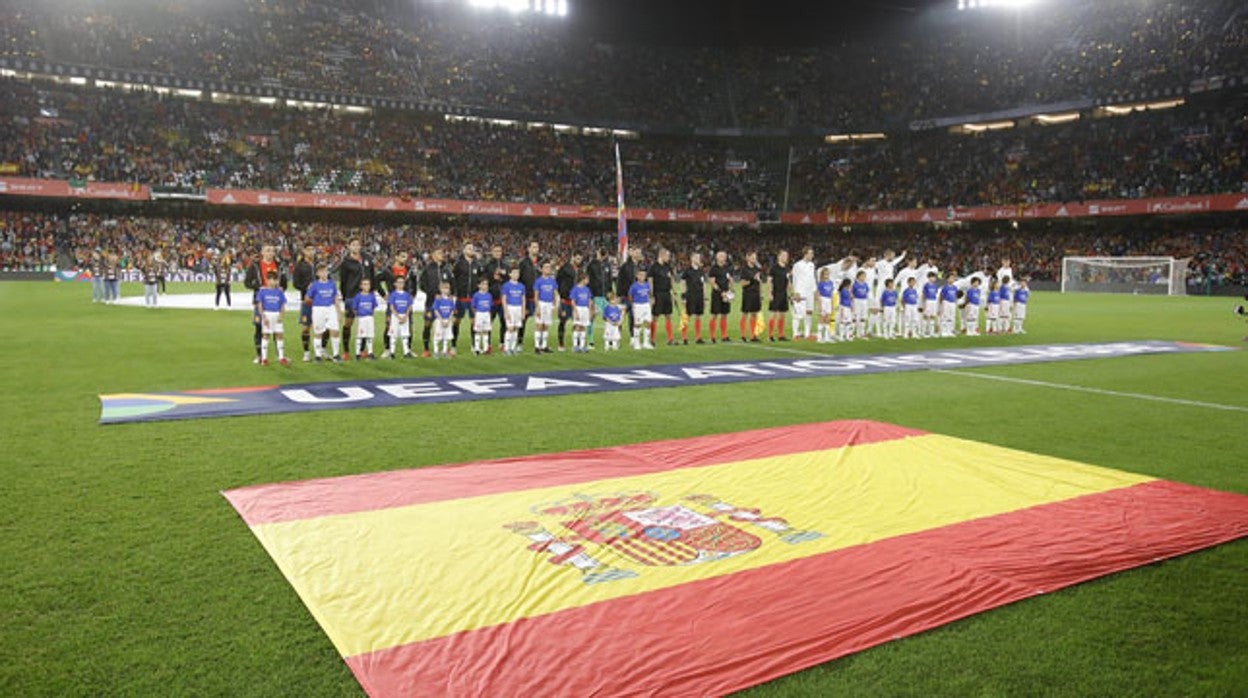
[933,369,1248,413]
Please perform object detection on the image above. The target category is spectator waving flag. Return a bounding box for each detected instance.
[615,141,627,260]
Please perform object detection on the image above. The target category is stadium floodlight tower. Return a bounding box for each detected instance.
[1060,256,1190,296]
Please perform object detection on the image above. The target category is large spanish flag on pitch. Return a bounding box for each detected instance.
[223,421,1248,697]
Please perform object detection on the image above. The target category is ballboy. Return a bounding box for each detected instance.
[602,292,624,351]
[569,273,593,353]
[350,277,380,359]
[254,271,288,365]
[385,275,414,358]
[307,263,344,361]
[501,268,526,355]
[470,278,494,355]
[431,281,456,358]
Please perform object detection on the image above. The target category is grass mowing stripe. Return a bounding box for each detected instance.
[934,368,1248,413]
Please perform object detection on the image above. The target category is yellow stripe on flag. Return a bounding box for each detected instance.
[247,434,1151,658]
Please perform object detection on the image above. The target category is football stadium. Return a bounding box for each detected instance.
[2,0,1247,695]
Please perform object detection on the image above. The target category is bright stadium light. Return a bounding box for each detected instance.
[468,0,566,16]
[958,0,1037,10]
[1033,112,1081,125]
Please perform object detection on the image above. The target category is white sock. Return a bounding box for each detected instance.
[276,337,285,359]
[261,335,270,361]
[331,336,341,356]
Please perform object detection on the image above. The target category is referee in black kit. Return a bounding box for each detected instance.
[649,247,678,345]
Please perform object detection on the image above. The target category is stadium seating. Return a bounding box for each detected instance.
[1,79,1242,212]
[2,0,1243,128]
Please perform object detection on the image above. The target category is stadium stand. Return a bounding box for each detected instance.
[0,78,1242,212]
[3,207,1243,290]
[1,0,1244,127]
[0,0,1244,290]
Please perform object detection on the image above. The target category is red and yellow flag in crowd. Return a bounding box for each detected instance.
[224,420,1248,697]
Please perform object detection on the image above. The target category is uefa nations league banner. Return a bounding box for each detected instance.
[99,341,1231,424]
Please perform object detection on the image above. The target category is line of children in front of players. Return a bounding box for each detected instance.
[250,245,1030,364]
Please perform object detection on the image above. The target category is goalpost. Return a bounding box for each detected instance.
[1060,257,1189,295]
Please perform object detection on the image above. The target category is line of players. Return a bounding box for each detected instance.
[244,239,1031,364]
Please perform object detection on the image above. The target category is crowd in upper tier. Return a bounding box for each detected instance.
[2,0,1244,129]
[1,79,1243,213]
[2,209,1243,289]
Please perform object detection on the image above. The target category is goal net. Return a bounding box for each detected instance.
[1060,256,1189,296]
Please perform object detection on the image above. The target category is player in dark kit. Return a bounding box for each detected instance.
[451,243,483,352]
[767,249,792,341]
[649,247,678,345]
[708,250,733,343]
[681,251,707,344]
[244,244,288,362]
[337,238,374,362]
[586,248,609,346]
[419,248,454,357]
[483,244,507,351]
[555,251,582,351]
[292,244,318,361]
[517,241,541,347]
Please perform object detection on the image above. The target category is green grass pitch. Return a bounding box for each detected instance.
[1,280,1246,696]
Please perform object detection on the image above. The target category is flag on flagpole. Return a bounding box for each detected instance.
[615,142,627,261]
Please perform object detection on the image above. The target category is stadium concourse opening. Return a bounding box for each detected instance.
[3,0,1247,696]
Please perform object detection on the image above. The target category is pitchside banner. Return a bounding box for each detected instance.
[100,341,1230,424]
[222,420,1248,696]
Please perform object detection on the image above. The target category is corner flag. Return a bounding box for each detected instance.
[615,142,627,260]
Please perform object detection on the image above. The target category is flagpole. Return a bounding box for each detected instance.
[615,141,628,262]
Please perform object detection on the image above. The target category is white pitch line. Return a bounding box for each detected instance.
[933,369,1248,413]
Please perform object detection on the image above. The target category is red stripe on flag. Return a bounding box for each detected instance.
[225,420,923,525]
[344,479,1248,697]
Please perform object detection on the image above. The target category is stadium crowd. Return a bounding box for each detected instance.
[1,79,1243,213]
[790,104,1248,211]
[2,0,1244,128]
[3,209,1243,287]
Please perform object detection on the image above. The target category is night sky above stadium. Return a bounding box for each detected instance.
[575,0,948,46]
